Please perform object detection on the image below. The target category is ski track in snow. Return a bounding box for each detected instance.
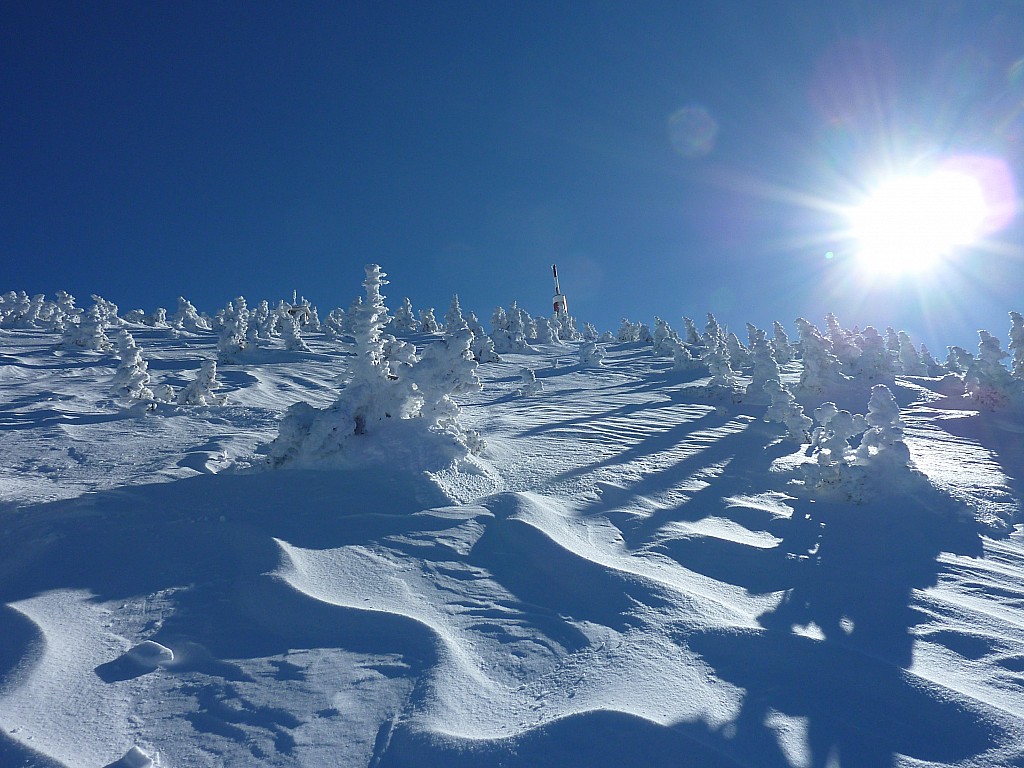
[0,327,1022,767]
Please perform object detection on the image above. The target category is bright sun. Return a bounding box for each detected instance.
[848,169,989,274]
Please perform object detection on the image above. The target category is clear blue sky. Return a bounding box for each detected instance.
[3,1,1023,350]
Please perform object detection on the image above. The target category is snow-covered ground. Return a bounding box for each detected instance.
[0,318,1022,768]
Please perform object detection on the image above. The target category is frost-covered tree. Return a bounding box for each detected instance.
[702,334,736,389]
[745,328,781,403]
[652,317,679,357]
[419,308,440,333]
[965,329,1019,409]
[112,330,154,403]
[682,316,702,346]
[1009,311,1024,380]
[726,332,751,369]
[172,297,210,333]
[616,318,640,343]
[795,317,846,392]
[517,367,543,396]
[851,326,894,382]
[825,313,862,372]
[444,295,466,333]
[217,299,249,362]
[177,360,226,406]
[579,341,605,368]
[703,313,723,347]
[898,330,925,375]
[583,322,599,342]
[771,321,794,363]
[534,316,560,344]
[764,379,811,441]
[919,344,946,377]
[390,297,418,332]
[465,311,500,363]
[61,304,112,351]
[410,316,482,443]
[91,295,121,328]
[855,384,912,470]
[282,313,310,352]
[945,345,973,375]
[491,303,532,353]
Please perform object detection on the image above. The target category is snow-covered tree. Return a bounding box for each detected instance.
[62,304,112,351]
[851,326,894,382]
[1009,311,1024,380]
[652,317,679,357]
[172,297,210,333]
[726,332,751,369]
[898,331,925,375]
[465,311,500,362]
[682,316,702,346]
[965,329,1020,409]
[771,321,794,363]
[419,308,440,334]
[616,318,640,343]
[745,328,781,403]
[391,297,418,332]
[410,316,482,444]
[217,299,249,362]
[177,360,226,406]
[825,313,862,372]
[919,344,946,377]
[702,334,737,390]
[517,367,543,396]
[764,379,811,441]
[112,330,154,403]
[703,313,723,347]
[795,317,846,392]
[855,384,913,470]
[579,341,605,368]
[583,322,600,342]
[534,316,560,344]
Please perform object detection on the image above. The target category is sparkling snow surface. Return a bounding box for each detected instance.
[0,326,1022,767]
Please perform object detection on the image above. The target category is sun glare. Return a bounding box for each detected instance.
[848,169,989,274]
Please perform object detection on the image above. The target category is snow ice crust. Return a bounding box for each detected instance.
[0,289,1023,768]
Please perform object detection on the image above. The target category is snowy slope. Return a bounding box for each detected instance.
[0,322,1022,768]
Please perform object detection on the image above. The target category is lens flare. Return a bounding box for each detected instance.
[849,169,988,273]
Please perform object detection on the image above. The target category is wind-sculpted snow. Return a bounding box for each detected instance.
[0,323,1022,766]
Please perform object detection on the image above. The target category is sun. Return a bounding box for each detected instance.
[848,168,990,274]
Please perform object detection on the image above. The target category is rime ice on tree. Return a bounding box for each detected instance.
[178,360,226,406]
[112,330,155,403]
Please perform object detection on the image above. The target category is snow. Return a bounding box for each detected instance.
[0,304,1023,768]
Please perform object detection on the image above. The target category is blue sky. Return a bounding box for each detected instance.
[3,1,1023,350]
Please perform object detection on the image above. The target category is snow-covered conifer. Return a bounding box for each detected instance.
[62,304,112,351]
[673,340,704,372]
[112,330,154,402]
[795,317,846,392]
[148,308,168,327]
[917,344,944,377]
[616,318,639,343]
[172,297,210,333]
[764,379,811,441]
[704,313,723,347]
[745,328,781,403]
[851,326,894,382]
[390,297,417,331]
[702,335,736,389]
[726,332,751,369]
[583,322,599,342]
[1009,311,1024,380]
[825,313,862,372]
[282,313,310,352]
[533,316,555,344]
[898,331,925,375]
[771,321,794,363]
[637,323,653,344]
[444,295,466,333]
[855,384,912,469]
[517,367,543,396]
[579,341,605,368]
[651,317,679,356]
[411,317,482,443]
[217,300,249,361]
[419,308,440,334]
[465,311,500,362]
[177,359,226,406]
[966,330,1019,409]
[682,316,702,346]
